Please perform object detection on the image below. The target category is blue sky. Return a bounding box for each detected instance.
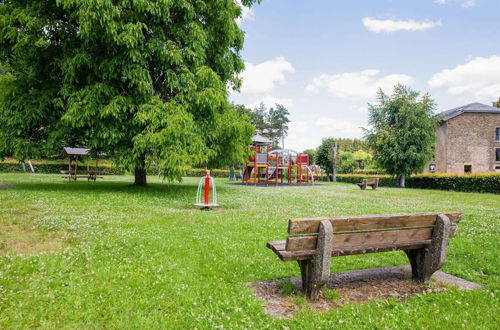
[230,0,500,151]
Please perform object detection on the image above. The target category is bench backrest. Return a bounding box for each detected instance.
[285,212,461,252]
[364,178,379,185]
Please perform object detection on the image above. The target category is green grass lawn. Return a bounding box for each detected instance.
[0,174,499,329]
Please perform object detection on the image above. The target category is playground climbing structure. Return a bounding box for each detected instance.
[243,135,315,185]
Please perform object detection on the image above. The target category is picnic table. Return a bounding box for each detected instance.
[60,170,105,181]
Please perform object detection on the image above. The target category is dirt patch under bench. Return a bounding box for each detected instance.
[249,266,482,319]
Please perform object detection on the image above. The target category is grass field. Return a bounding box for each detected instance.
[0,173,499,329]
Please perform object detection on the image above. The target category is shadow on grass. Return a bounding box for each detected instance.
[10,180,200,198]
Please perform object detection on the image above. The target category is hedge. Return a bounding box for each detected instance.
[185,168,235,178]
[353,168,386,175]
[0,163,234,178]
[337,173,500,194]
[0,162,125,175]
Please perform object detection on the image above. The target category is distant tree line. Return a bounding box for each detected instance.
[314,138,374,176]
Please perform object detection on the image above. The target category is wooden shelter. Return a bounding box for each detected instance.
[61,147,104,181]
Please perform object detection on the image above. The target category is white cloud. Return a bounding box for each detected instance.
[362,17,442,33]
[315,118,361,133]
[235,1,255,25]
[285,121,320,151]
[428,55,500,99]
[289,120,309,134]
[306,69,414,99]
[461,0,476,8]
[240,56,295,94]
[349,105,368,114]
[246,95,294,110]
[434,0,476,8]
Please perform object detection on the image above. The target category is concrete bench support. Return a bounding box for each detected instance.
[297,220,333,299]
[405,214,451,282]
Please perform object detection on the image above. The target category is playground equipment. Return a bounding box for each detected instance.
[194,170,218,209]
[243,135,316,185]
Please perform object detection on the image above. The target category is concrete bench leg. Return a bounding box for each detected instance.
[297,220,333,300]
[405,214,451,282]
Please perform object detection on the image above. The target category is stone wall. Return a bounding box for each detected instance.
[435,113,500,174]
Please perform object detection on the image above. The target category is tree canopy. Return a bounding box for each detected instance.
[0,0,258,185]
[365,85,437,187]
[249,102,290,149]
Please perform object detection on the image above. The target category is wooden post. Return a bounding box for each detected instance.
[332,143,338,182]
[74,156,78,181]
[405,214,451,282]
[253,145,257,185]
[28,160,35,173]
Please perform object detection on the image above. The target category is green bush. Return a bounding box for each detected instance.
[406,173,500,194]
[353,168,386,175]
[337,173,500,194]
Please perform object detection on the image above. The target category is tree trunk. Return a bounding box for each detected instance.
[398,175,406,188]
[134,155,147,186]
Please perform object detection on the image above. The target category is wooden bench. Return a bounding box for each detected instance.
[357,178,379,190]
[60,170,105,181]
[267,212,461,300]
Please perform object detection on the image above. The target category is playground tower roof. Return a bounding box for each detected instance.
[252,134,272,144]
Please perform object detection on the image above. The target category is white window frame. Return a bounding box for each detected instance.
[496,127,500,142]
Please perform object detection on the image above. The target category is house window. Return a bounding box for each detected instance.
[496,148,500,162]
[464,164,472,174]
[497,128,500,142]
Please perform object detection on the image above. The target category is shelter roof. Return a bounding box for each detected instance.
[63,147,90,156]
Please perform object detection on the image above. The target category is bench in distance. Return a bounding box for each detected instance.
[357,178,379,190]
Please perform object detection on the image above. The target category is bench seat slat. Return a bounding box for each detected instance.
[288,212,461,235]
[286,227,435,251]
[267,240,432,261]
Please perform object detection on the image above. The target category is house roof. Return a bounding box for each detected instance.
[438,102,500,121]
[252,134,272,144]
[62,147,90,156]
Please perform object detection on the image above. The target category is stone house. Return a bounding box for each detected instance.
[430,102,500,174]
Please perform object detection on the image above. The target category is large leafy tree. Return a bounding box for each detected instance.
[0,0,257,185]
[365,85,437,187]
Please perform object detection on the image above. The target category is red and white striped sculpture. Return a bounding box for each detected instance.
[194,170,218,209]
